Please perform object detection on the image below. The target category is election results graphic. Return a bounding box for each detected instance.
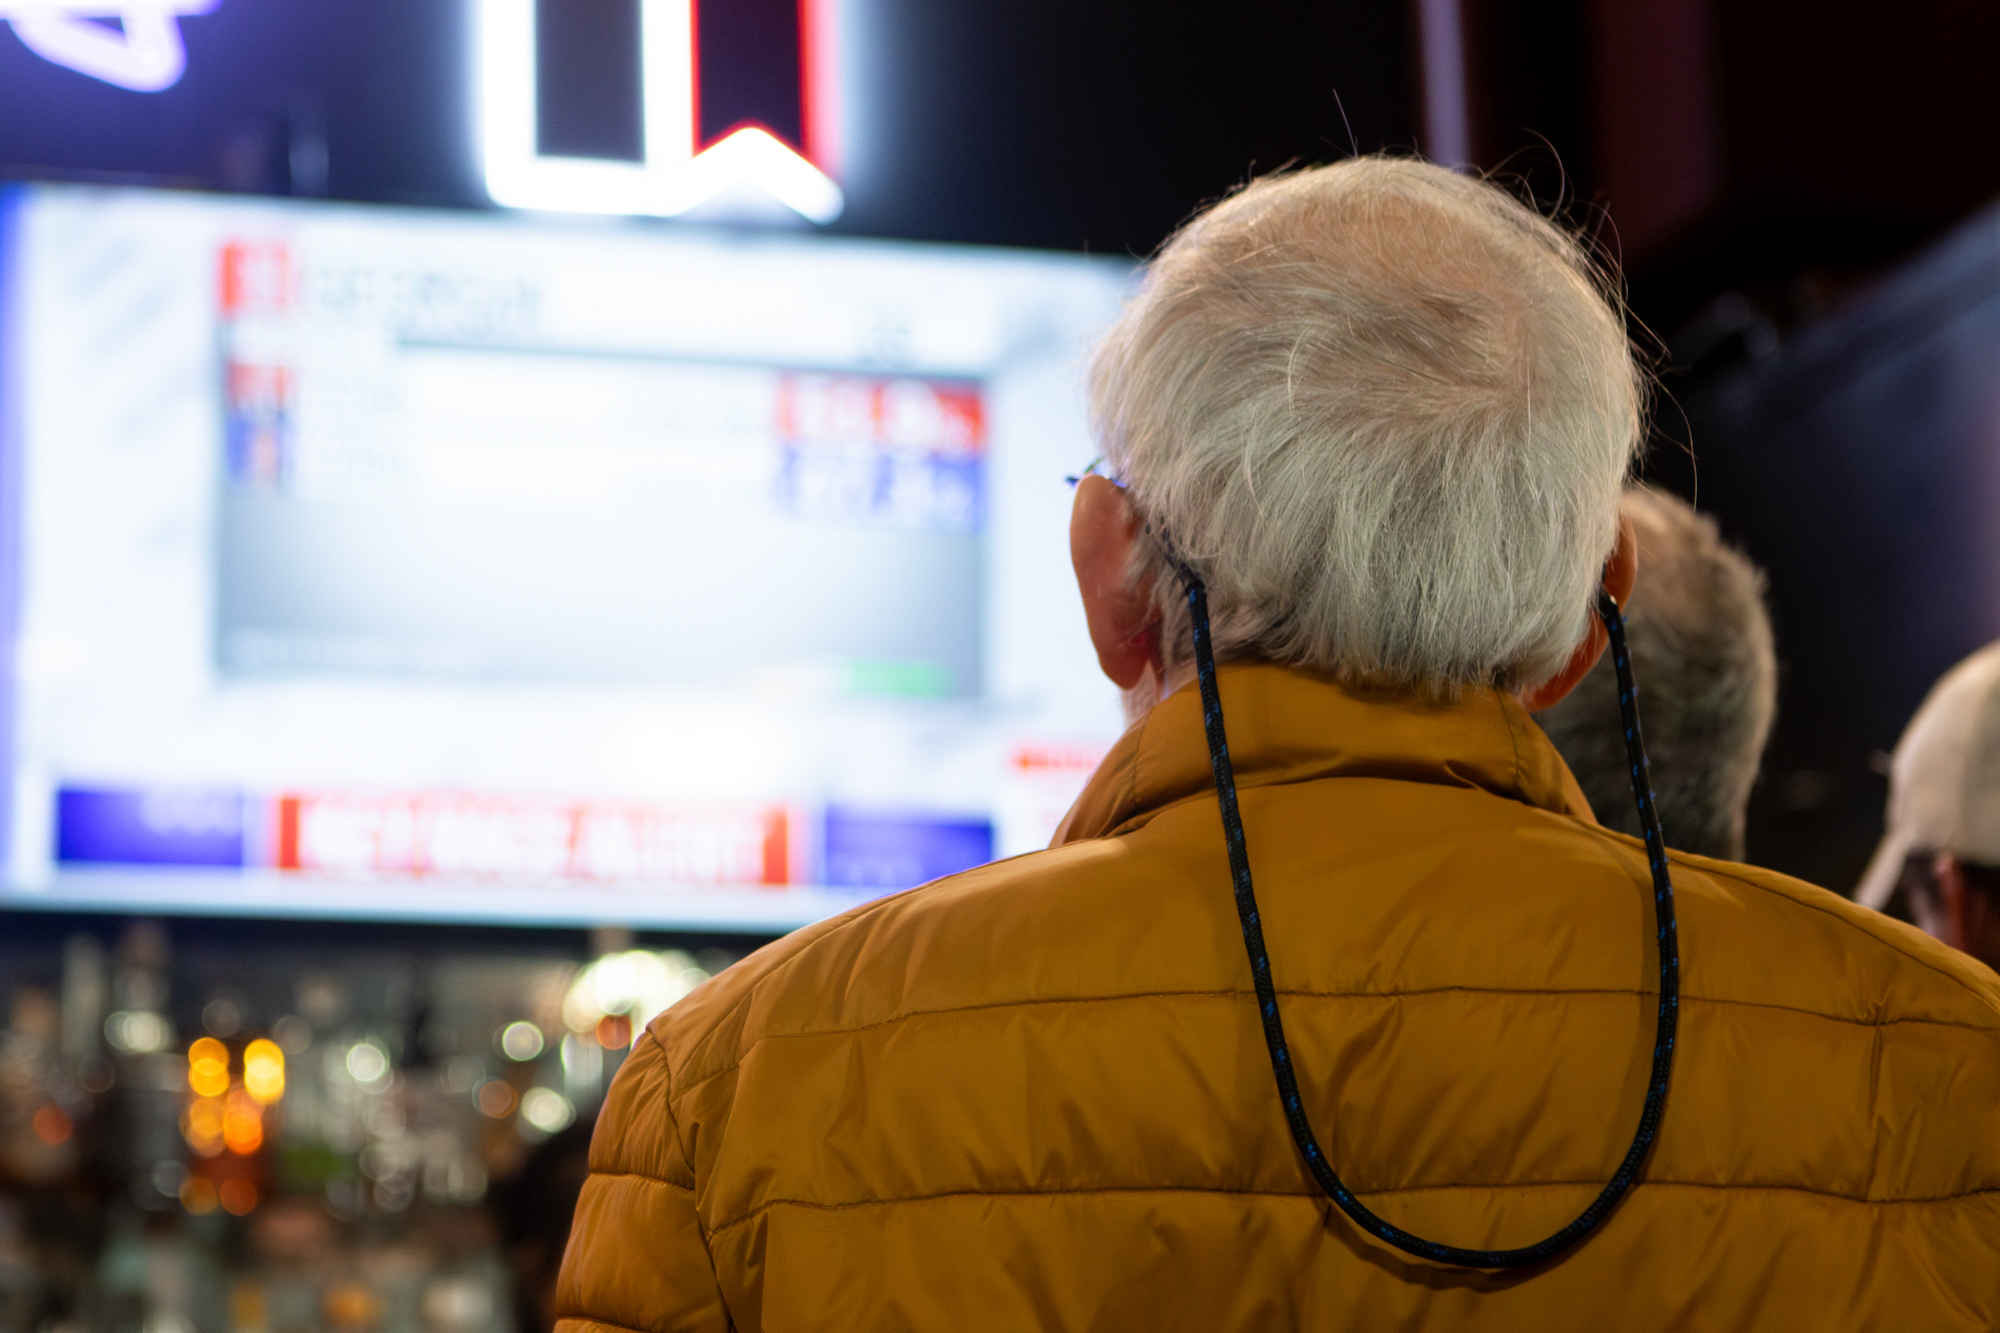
[0,185,1132,928]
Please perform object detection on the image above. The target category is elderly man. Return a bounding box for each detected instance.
[1858,641,2000,971]
[1536,486,1776,862]
[557,160,2000,1329]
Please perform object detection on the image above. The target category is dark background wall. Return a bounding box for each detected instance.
[836,0,1419,251]
[9,0,1986,321]
[0,0,476,203]
[5,0,2000,892]
[7,0,1993,355]
[1551,0,2000,893]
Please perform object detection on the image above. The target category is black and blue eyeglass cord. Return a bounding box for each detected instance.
[1180,571,1680,1270]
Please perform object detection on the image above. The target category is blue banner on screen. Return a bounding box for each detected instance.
[57,786,249,868]
[823,810,994,891]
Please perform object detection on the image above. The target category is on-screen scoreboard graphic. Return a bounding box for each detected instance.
[0,184,1131,929]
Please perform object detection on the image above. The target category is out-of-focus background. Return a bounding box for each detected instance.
[1,2,1997,1330]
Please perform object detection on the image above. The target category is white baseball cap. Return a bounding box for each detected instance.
[1857,640,2000,909]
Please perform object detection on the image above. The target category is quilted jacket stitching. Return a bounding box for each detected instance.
[666,984,2000,1103]
[1573,820,2000,1006]
[697,1179,2000,1238]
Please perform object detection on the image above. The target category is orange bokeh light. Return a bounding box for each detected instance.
[184,1095,227,1157]
[475,1079,516,1118]
[189,1036,232,1097]
[595,1014,632,1050]
[222,1089,263,1155]
[31,1103,72,1146]
[180,1177,219,1214]
[218,1178,259,1216]
[243,1038,285,1103]
[323,1283,384,1332]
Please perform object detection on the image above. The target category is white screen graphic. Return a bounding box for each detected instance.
[0,186,1130,929]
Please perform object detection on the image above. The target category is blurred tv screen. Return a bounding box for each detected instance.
[0,184,1130,928]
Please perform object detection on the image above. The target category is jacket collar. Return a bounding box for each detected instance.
[1053,662,1596,845]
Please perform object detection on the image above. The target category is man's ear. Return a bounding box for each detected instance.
[1521,510,1639,713]
[1070,474,1158,689]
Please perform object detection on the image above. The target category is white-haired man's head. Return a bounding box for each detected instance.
[1083,156,1643,703]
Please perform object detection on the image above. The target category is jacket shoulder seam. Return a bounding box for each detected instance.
[667,983,2000,1102]
[554,1319,657,1333]
[703,1179,2000,1238]
[1578,821,2000,1014]
[671,886,927,1081]
[585,1169,696,1195]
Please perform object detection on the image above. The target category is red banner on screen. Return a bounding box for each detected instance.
[274,792,793,886]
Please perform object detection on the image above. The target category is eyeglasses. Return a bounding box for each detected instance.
[1065,456,1109,488]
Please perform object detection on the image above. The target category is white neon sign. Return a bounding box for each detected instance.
[0,0,218,92]
[476,0,843,224]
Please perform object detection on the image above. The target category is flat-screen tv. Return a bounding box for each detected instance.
[0,184,1131,929]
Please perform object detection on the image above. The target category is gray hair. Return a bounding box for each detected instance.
[1536,486,1777,861]
[1088,156,1643,695]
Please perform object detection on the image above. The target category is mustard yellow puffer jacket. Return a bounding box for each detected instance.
[556,665,2000,1330]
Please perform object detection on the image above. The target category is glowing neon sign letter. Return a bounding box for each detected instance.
[0,0,220,92]
[476,0,843,223]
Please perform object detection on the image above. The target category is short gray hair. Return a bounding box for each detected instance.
[1536,486,1777,861]
[1088,156,1643,695]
